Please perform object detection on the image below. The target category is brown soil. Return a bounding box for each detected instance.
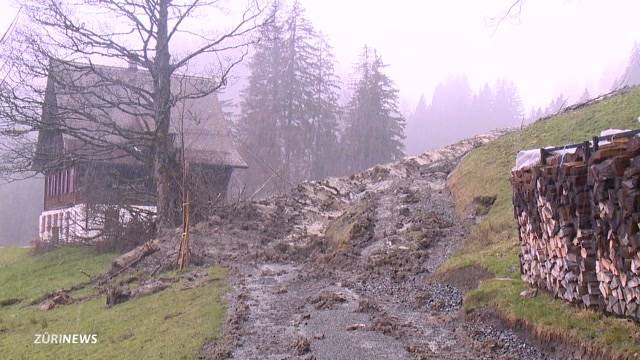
[95,132,557,359]
[434,265,494,292]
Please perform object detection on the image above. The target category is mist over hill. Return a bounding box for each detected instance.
[0,178,42,246]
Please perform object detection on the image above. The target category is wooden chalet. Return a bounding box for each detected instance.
[33,61,247,243]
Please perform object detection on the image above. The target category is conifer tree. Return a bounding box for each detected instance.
[237,1,341,195]
[343,47,406,172]
[307,34,340,179]
[237,3,287,194]
[579,88,591,103]
[280,1,319,184]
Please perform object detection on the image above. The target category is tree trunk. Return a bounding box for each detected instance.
[154,0,174,228]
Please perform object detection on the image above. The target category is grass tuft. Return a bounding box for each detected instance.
[0,247,227,359]
[445,86,640,355]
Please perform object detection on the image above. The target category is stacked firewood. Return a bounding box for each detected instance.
[513,150,594,305]
[589,138,640,317]
[512,135,640,320]
[513,167,542,287]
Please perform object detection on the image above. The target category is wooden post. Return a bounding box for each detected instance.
[584,141,591,162]
[177,191,190,271]
[177,111,190,270]
[540,148,547,166]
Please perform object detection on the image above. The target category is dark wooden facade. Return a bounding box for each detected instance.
[43,161,156,211]
[43,165,78,211]
[35,61,247,236]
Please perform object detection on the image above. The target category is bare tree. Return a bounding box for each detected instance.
[488,0,524,35]
[0,0,268,227]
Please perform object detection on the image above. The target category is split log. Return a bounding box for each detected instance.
[110,239,161,275]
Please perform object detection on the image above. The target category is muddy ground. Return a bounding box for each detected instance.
[135,132,555,359]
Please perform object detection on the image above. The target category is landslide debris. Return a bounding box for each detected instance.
[87,131,551,359]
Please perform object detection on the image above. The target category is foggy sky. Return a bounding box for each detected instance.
[1,0,639,113]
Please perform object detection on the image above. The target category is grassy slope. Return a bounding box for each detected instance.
[0,247,226,359]
[0,247,114,303]
[444,87,640,356]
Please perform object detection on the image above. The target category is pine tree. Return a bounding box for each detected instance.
[236,3,286,194]
[579,88,591,103]
[424,75,474,149]
[492,79,524,128]
[405,94,429,155]
[620,42,640,87]
[527,107,544,123]
[343,46,406,172]
[237,1,341,194]
[545,94,567,115]
[280,1,320,184]
[470,83,494,131]
[307,34,340,179]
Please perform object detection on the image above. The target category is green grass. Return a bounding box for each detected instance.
[0,247,114,304]
[445,87,640,355]
[0,247,227,359]
[465,279,640,355]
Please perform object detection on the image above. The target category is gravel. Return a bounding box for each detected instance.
[196,133,554,359]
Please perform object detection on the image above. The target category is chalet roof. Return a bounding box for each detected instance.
[35,60,247,169]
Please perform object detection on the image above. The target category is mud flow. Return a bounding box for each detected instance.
[134,133,552,359]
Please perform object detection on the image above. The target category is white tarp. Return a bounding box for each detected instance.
[600,128,631,138]
[513,128,633,171]
[514,149,542,171]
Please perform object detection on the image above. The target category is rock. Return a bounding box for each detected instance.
[106,286,131,307]
[133,280,169,297]
[346,323,366,331]
[274,286,288,294]
[38,293,73,311]
[355,298,380,313]
[307,291,347,310]
[292,336,311,356]
[399,207,411,217]
[519,288,538,299]
[38,300,55,311]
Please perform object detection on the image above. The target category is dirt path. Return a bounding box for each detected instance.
[188,133,555,359]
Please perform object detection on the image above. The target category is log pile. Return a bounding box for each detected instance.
[512,134,640,320]
[590,138,640,317]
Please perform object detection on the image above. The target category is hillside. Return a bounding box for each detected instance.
[445,86,640,357]
[7,87,640,359]
[0,247,226,359]
[137,132,553,359]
